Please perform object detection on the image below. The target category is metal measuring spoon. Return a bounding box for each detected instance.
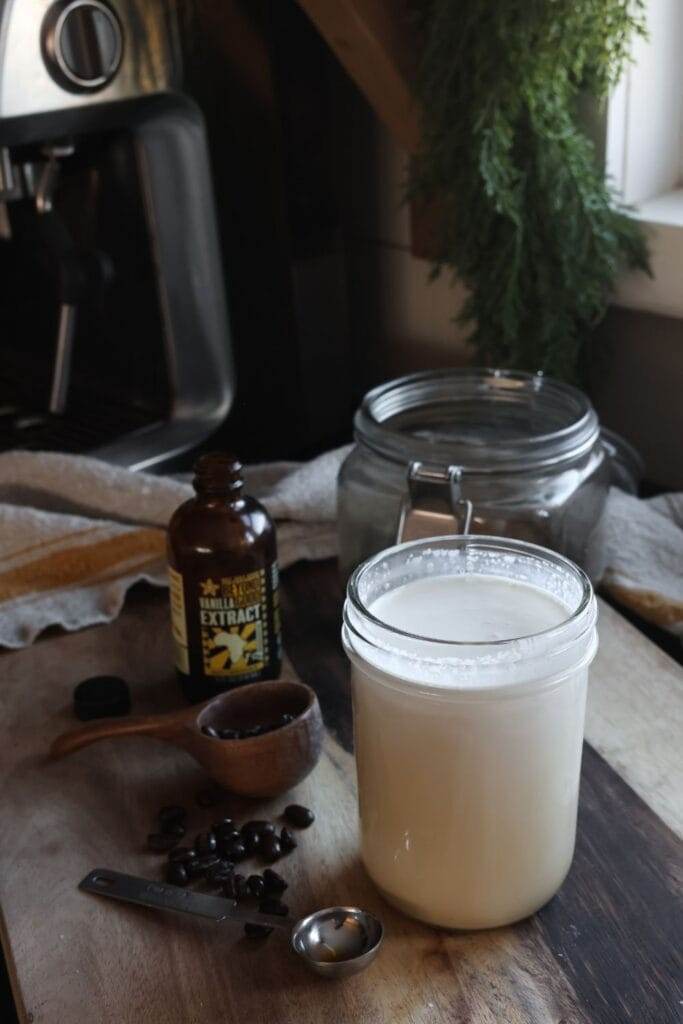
[80,869,383,979]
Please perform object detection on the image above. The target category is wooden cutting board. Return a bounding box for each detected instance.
[0,567,681,1024]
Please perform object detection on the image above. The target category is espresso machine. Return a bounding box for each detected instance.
[0,0,234,470]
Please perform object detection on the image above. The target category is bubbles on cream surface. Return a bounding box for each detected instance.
[370,573,569,643]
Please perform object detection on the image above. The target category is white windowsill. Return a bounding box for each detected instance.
[635,190,683,229]
[613,214,683,320]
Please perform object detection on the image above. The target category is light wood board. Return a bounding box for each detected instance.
[0,578,681,1024]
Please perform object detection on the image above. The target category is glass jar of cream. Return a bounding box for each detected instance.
[342,535,598,929]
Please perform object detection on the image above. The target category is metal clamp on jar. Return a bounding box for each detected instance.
[338,368,641,579]
[397,462,473,542]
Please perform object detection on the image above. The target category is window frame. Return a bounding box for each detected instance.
[605,0,683,317]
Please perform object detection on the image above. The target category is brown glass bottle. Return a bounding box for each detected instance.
[167,453,282,703]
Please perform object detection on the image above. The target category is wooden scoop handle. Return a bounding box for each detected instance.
[50,708,188,759]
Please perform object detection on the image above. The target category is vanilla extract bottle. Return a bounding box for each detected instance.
[167,452,282,703]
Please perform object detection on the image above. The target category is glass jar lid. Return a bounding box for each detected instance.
[355,368,601,473]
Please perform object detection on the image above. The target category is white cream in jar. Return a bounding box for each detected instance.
[343,536,598,930]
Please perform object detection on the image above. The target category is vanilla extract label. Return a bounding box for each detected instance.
[199,599,261,627]
[197,569,272,678]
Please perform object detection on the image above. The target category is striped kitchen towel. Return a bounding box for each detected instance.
[0,447,349,648]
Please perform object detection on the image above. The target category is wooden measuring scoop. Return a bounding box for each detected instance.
[50,679,323,798]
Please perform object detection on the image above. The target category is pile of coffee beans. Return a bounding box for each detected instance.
[201,712,296,741]
[145,796,315,939]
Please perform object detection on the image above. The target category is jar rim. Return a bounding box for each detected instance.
[354,368,600,474]
[346,534,594,652]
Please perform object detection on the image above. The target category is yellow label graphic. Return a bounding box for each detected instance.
[199,570,268,678]
[168,567,189,674]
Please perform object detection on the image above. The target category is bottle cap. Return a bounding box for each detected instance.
[73,675,131,721]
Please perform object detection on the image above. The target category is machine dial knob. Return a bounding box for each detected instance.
[43,0,123,92]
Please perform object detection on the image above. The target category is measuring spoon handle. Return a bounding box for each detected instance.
[79,868,291,931]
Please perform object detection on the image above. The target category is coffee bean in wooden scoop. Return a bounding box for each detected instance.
[51,680,323,800]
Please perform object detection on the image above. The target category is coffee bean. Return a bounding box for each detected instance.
[166,862,189,886]
[284,804,315,828]
[213,818,235,834]
[244,831,261,855]
[168,846,196,864]
[247,874,266,899]
[221,874,238,899]
[206,860,235,885]
[158,805,187,828]
[217,836,241,859]
[259,898,288,917]
[262,869,288,895]
[195,785,223,808]
[231,873,249,900]
[201,725,220,738]
[215,826,241,848]
[260,834,282,863]
[244,922,273,939]
[194,854,220,876]
[186,858,208,879]
[160,821,186,839]
[279,827,297,853]
[224,840,247,863]
[241,725,265,738]
[280,713,295,726]
[218,728,241,740]
[242,820,275,837]
[217,823,241,842]
[147,832,180,853]
[195,832,217,855]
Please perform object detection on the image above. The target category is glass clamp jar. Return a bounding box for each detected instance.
[338,368,642,579]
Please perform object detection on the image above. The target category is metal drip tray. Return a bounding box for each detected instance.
[0,357,165,458]
[0,401,161,455]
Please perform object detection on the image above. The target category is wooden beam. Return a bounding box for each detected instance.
[296,0,421,154]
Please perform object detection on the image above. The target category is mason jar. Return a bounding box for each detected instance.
[337,369,640,579]
[342,535,598,929]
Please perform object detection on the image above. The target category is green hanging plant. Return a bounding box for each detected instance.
[410,0,651,379]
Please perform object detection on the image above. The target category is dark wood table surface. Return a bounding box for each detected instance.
[282,561,683,1024]
[0,559,681,1023]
